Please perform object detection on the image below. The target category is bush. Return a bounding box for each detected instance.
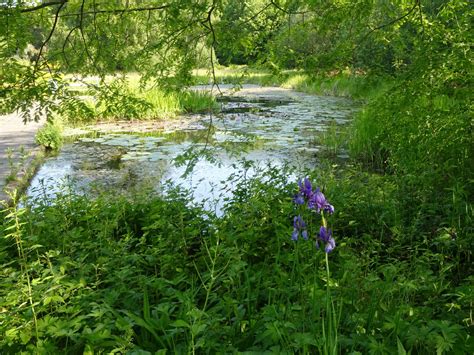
[35,120,63,151]
[349,2,472,233]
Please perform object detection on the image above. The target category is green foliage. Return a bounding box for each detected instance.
[214,1,284,65]
[1,0,472,353]
[50,76,218,124]
[35,120,63,151]
[280,71,390,99]
[1,165,472,353]
[0,0,215,120]
[350,0,472,234]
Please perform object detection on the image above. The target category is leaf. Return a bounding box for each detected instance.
[171,319,190,328]
[397,337,407,355]
[83,344,94,355]
[191,323,207,335]
[19,331,32,345]
[43,295,64,305]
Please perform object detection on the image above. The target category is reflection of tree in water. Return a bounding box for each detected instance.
[26,89,354,204]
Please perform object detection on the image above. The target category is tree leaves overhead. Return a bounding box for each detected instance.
[0,0,472,121]
[1,0,217,120]
[1,1,211,77]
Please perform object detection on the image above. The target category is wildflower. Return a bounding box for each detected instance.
[293,193,305,205]
[292,215,308,241]
[309,189,334,214]
[298,177,313,199]
[316,226,336,253]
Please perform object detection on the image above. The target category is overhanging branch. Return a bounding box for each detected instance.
[1,1,170,16]
[58,4,170,17]
[359,0,420,43]
[33,0,67,74]
[10,0,68,13]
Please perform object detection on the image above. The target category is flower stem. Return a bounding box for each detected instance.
[325,251,338,354]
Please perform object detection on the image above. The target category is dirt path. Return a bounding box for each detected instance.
[0,113,44,202]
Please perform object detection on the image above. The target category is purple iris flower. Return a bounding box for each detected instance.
[298,177,313,199]
[293,193,305,205]
[292,215,308,241]
[309,189,334,214]
[316,226,336,253]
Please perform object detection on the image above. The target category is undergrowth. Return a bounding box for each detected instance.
[1,165,472,353]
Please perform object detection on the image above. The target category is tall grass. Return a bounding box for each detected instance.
[280,72,391,99]
[192,66,390,99]
[60,74,218,124]
[62,67,388,125]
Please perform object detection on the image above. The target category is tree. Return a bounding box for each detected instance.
[0,0,221,122]
[1,0,471,122]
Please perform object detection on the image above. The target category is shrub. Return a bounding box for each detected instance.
[35,120,63,151]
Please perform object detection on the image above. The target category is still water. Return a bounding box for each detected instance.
[27,85,355,214]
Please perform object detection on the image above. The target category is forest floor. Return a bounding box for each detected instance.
[0,113,43,202]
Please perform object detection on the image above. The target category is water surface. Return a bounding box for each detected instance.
[27,85,355,213]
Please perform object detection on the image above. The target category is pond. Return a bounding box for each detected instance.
[27,85,355,214]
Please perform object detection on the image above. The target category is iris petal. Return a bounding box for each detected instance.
[292,229,299,241]
[302,230,308,240]
[318,226,336,253]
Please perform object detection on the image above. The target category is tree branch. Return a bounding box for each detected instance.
[58,4,170,17]
[205,3,222,96]
[239,2,273,26]
[17,0,68,13]
[78,0,95,68]
[33,0,67,74]
[359,0,420,43]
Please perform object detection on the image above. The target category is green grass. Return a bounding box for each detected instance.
[59,74,218,124]
[60,67,388,125]
[280,72,391,99]
[192,66,390,99]
[192,66,280,86]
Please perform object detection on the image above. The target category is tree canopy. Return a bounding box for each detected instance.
[0,0,472,121]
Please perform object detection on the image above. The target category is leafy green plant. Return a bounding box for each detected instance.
[0,163,472,354]
[1,191,39,349]
[5,148,18,183]
[35,120,63,151]
[4,146,30,183]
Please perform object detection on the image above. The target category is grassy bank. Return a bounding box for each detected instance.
[60,67,384,125]
[59,74,218,125]
[0,150,46,206]
[193,66,390,99]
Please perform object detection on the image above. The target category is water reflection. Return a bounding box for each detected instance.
[27,86,355,213]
